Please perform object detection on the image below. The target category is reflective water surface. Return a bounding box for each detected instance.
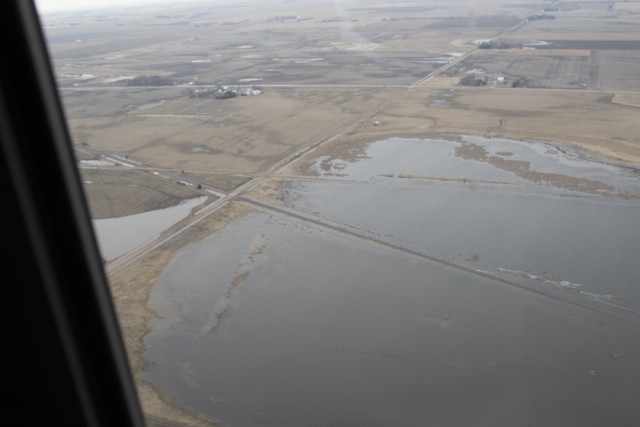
[93,196,207,261]
[145,137,640,426]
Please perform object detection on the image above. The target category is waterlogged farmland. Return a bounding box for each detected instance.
[145,137,640,426]
[38,0,640,424]
[301,137,640,311]
[93,196,207,261]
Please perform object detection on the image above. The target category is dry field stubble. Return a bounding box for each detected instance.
[612,93,640,108]
[615,2,640,10]
[469,49,590,57]
[60,87,185,118]
[449,51,590,89]
[507,15,640,42]
[289,87,640,173]
[69,88,400,174]
[590,50,640,92]
[360,27,494,52]
[79,168,210,219]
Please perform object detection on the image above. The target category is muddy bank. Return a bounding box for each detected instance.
[288,128,640,179]
[289,132,640,198]
[108,202,251,426]
[455,140,639,198]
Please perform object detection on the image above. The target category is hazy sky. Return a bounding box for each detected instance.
[35,0,175,12]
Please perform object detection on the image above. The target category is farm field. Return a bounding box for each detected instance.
[447,50,590,89]
[286,87,640,171]
[79,168,209,219]
[69,87,399,174]
[590,50,640,91]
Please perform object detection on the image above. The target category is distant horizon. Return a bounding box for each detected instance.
[34,0,222,13]
[35,0,164,12]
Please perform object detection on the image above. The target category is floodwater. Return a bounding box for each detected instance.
[145,137,640,426]
[304,137,640,312]
[93,196,206,261]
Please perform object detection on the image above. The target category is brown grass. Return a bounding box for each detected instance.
[108,202,252,425]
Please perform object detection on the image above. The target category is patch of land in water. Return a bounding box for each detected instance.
[454,140,639,199]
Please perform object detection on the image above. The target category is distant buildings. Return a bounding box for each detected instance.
[213,86,238,99]
[190,85,262,99]
[241,88,262,96]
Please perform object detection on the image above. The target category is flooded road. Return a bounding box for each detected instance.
[144,137,640,426]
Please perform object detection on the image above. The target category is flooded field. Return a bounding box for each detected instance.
[301,137,640,312]
[144,137,640,426]
[93,196,206,261]
[35,1,640,425]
